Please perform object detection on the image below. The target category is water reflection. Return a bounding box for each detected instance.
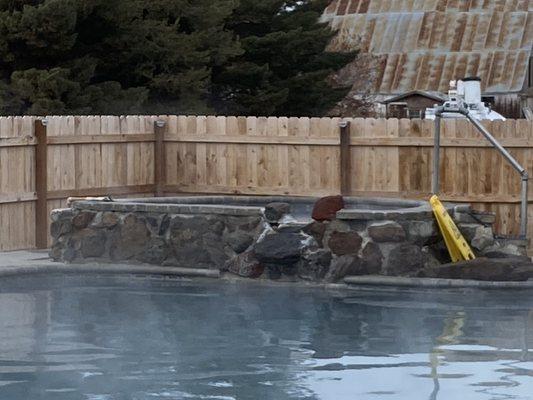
[0,277,531,399]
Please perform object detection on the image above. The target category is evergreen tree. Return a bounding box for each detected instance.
[0,0,240,115]
[212,0,355,117]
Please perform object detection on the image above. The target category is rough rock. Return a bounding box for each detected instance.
[326,256,364,282]
[253,232,306,265]
[368,222,406,242]
[276,222,309,234]
[303,221,327,246]
[458,223,495,252]
[385,244,427,276]
[224,230,254,253]
[51,208,74,222]
[137,238,170,265]
[312,195,345,221]
[297,249,332,281]
[50,219,72,239]
[145,214,171,236]
[483,244,528,258]
[226,250,264,278]
[361,242,383,274]
[72,211,96,229]
[226,216,262,232]
[328,231,362,256]
[91,212,120,229]
[406,220,439,245]
[264,202,291,223]
[454,210,496,225]
[79,230,106,258]
[420,257,533,281]
[110,214,150,260]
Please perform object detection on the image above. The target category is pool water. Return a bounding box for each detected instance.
[0,276,532,400]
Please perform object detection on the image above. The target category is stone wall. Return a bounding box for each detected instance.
[50,197,527,283]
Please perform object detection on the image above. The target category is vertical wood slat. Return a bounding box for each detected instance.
[154,121,166,197]
[339,120,351,196]
[34,120,48,249]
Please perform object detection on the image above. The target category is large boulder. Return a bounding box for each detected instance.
[420,257,533,281]
[253,232,307,265]
[312,195,344,221]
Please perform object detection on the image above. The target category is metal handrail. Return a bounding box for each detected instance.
[432,106,529,239]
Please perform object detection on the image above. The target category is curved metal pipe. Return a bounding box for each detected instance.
[432,107,528,238]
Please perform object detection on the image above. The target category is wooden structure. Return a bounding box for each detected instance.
[382,91,446,119]
[323,0,533,118]
[1,115,533,251]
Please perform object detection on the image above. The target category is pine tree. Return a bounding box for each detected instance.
[212,0,355,117]
[0,0,240,115]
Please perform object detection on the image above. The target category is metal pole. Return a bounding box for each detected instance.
[463,111,528,239]
[521,175,529,238]
[465,113,526,174]
[432,112,442,194]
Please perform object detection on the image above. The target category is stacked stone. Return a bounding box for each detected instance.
[50,208,265,270]
[49,195,529,283]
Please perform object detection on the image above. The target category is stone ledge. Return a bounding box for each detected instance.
[0,262,221,279]
[344,275,533,289]
[72,201,264,216]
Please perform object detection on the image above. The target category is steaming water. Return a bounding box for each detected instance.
[0,276,532,400]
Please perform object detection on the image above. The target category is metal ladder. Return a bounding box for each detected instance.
[432,106,529,239]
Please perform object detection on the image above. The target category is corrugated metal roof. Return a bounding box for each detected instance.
[323,0,533,94]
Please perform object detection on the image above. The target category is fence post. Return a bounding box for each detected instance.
[34,119,48,249]
[339,120,351,196]
[154,120,166,197]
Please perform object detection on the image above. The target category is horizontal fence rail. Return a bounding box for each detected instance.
[1,115,532,251]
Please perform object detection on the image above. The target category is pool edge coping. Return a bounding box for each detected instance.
[343,275,533,289]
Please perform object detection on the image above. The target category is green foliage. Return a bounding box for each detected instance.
[213,0,355,116]
[0,0,354,116]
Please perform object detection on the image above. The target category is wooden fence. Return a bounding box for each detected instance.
[1,115,532,251]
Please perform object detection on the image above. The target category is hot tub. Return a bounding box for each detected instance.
[50,195,471,281]
[70,195,435,223]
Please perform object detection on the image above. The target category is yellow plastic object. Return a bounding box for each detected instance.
[429,195,476,262]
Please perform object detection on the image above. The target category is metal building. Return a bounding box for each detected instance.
[322,0,533,118]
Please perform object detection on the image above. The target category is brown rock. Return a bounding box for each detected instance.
[368,222,406,242]
[328,231,362,255]
[312,195,345,221]
[72,211,96,229]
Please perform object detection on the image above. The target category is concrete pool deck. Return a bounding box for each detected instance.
[1,250,533,290]
[0,250,220,279]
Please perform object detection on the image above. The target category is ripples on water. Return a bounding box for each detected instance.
[0,276,531,399]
